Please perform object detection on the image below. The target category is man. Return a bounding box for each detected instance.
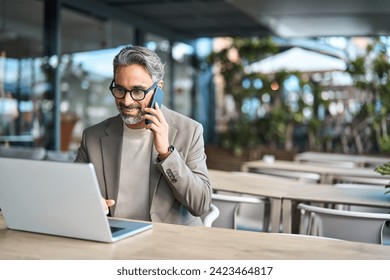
[74,45,212,226]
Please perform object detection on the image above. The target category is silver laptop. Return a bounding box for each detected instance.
[0,157,152,243]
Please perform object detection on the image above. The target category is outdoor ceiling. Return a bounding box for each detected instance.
[65,0,390,39]
[1,0,390,58]
[229,0,390,38]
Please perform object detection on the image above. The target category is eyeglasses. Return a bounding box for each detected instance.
[109,79,158,101]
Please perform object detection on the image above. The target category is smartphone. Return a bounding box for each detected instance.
[145,86,165,125]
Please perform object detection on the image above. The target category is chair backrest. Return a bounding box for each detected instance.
[235,195,270,232]
[211,193,268,230]
[0,146,46,160]
[332,175,389,186]
[201,204,220,227]
[251,168,320,183]
[297,203,390,244]
[299,160,356,168]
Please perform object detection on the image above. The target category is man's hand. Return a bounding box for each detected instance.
[101,197,115,215]
[144,102,170,156]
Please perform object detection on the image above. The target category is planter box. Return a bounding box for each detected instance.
[205,145,296,171]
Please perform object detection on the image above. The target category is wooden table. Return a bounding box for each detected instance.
[295,151,390,168]
[241,159,390,184]
[208,169,299,232]
[208,170,390,234]
[1,214,390,260]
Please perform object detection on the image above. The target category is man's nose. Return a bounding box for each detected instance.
[122,92,136,105]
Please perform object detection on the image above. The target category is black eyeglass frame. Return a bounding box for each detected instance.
[109,79,159,101]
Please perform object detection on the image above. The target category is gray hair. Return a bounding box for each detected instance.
[113,45,165,82]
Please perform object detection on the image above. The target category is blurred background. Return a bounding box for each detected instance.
[1,0,390,169]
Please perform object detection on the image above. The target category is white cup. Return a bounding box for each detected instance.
[263,154,275,164]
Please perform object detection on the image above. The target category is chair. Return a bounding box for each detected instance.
[297,203,390,244]
[211,193,269,231]
[332,175,389,186]
[201,204,220,227]
[333,183,390,245]
[0,146,46,160]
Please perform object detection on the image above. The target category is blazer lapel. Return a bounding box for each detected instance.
[101,115,123,205]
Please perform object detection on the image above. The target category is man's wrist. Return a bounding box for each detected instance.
[158,145,174,161]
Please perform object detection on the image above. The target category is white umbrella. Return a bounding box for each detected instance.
[245,47,347,74]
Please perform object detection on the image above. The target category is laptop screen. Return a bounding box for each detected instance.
[0,158,152,242]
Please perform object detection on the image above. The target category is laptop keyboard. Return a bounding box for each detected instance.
[110,226,125,233]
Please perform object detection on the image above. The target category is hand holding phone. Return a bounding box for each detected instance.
[145,87,165,125]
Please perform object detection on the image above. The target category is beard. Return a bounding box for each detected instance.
[116,103,145,125]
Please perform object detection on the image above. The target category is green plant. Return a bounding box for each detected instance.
[346,37,390,154]
[373,162,390,194]
[207,38,324,152]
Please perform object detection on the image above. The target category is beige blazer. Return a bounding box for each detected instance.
[75,106,212,226]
